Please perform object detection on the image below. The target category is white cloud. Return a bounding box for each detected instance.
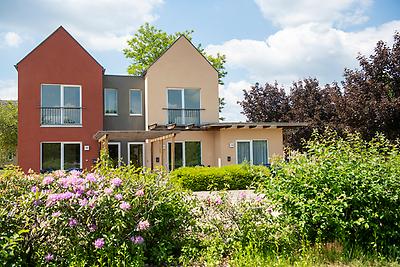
[30,0,164,51]
[0,80,17,100]
[219,81,251,121]
[3,32,22,47]
[207,21,400,86]
[255,0,372,28]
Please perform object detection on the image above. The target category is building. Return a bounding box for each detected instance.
[15,26,305,173]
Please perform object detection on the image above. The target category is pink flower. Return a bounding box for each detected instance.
[79,198,88,207]
[89,224,97,232]
[94,238,105,249]
[119,201,131,210]
[135,189,144,197]
[44,253,54,262]
[215,197,223,205]
[130,235,144,244]
[31,186,38,193]
[239,191,247,199]
[53,170,65,178]
[111,178,122,187]
[42,176,54,186]
[255,194,265,202]
[115,194,123,200]
[137,220,150,231]
[69,218,78,227]
[86,173,97,183]
[104,187,113,195]
[52,211,61,217]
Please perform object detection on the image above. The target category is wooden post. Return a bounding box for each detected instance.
[160,140,163,169]
[171,135,175,171]
[99,134,109,156]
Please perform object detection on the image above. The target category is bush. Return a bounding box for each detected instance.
[263,131,400,256]
[170,164,270,191]
[0,164,194,266]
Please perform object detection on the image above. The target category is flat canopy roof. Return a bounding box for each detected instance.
[93,130,180,141]
[202,122,308,129]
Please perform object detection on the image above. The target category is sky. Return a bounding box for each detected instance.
[0,0,399,121]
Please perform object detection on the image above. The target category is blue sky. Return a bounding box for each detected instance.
[0,0,399,120]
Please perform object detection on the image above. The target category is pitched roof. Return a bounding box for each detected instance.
[143,35,218,76]
[15,26,104,71]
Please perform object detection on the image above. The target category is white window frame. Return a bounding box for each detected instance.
[40,142,82,170]
[127,142,145,167]
[129,89,143,116]
[167,140,202,170]
[166,88,201,124]
[108,142,121,166]
[104,88,118,116]
[40,84,82,127]
[235,139,269,165]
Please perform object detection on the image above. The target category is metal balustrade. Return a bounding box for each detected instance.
[167,109,201,125]
[41,107,82,125]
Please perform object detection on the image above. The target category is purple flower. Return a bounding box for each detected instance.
[52,211,61,217]
[79,198,88,207]
[239,191,247,199]
[69,170,82,177]
[53,170,65,178]
[69,218,78,227]
[111,178,122,187]
[104,187,113,195]
[130,235,144,244]
[44,253,54,262]
[31,186,38,193]
[94,238,105,249]
[215,197,223,205]
[42,175,54,186]
[135,189,144,197]
[119,201,131,210]
[86,173,97,183]
[137,220,150,231]
[255,193,265,202]
[115,194,123,200]
[89,224,97,232]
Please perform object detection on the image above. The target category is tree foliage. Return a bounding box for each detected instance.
[239,32,400,149]
[123,23,227,85]
[0,101,17,165]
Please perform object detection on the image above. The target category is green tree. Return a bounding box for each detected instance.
[123,23,227,85]
[0,101,17,165]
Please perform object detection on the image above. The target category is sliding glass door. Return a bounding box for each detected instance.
[237,140,268,165]
[128,143,144,168]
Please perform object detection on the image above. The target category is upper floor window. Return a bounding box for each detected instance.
[41,84,81,126]
[129,89,142,115]
[167,88,200,125]
[104,88,118,115]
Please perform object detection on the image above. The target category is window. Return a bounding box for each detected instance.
[129,89,142,115]
[168,141,201,170]
[167,88,200,125]
[108,142,121,167]
[128,142,144,168]
[41,142,81,171]
[236,140,268,165]
[104,88,118,115]
[41,84,81,125]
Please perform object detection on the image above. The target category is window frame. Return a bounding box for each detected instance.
[235,139,269,165]
[127,142,145,167]
[40,84,82,127]
[40,141,82,171]
[167,140,202,170]
[166,88,201,124]
[104,88,118,116]
[129,89,143,116]
[108,142,121,167]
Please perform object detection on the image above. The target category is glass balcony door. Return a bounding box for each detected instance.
[167,88,200,125]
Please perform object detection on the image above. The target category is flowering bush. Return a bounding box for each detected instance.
[0,164,194,265]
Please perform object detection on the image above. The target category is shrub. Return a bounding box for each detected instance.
[263,131,400,256]
[170,164,270,191]
[0,164,194,266]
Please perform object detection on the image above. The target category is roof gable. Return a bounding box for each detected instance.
[145,35,218,75]
[15,26,104,71]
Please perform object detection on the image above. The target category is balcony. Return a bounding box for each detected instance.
[41,107,82,126]
[166,108,201,125]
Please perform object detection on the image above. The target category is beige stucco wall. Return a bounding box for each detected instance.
[145,36,219,128]
[143,128,284,169]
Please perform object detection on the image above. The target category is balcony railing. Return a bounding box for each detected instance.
[167,108,201,125]
[41,107,82,125]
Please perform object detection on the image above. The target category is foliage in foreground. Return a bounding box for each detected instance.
[170,164,270,191]
[0,164,194,266]
[264,131,400,257]
[0,100,17,166]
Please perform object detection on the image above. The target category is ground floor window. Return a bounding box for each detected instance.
[108,142,121,167]
[237,140,268,165]
[168,141,201,170]
[128,142,144,168]
[41,142,81,171]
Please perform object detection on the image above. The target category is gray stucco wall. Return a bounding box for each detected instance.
[103,75,145,130]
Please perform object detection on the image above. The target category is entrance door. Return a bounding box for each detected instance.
[128,142,144,168]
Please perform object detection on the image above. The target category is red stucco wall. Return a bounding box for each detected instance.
[17,27,103,172]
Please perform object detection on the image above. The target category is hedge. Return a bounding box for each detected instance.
[170,164,270,191]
